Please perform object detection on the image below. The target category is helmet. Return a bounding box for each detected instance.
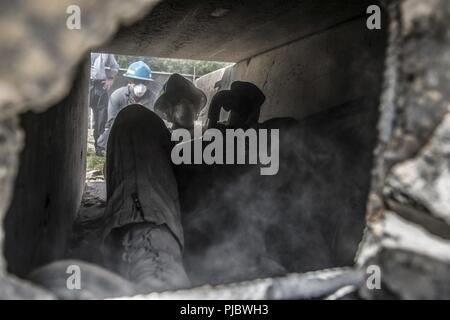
[124,61,152,81]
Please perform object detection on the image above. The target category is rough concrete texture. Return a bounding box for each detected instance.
[0,0,161,275]
[0,274,55,300]
[196,16,387,122]
[384,0,450,166]
[358,212,450,265]
[232,16,386,122]
[387,111,450,225]
[0,0,161,119]
[3,62,90,277]
[360,248,450,299]
[0,117,23,273]
[357,0,450,299]
[28,260,135,300]
[118,268,365,300]
[105,0,374,62]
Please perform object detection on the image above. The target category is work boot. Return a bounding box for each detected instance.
[106,223,190,293]
[95,148,105,157]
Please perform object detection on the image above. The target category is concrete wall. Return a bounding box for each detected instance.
[1,4,386,280]
[190,14,387,281]
[3,61,89,277]
[196,15,387,122]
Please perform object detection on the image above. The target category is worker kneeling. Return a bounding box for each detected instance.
[102,104,190,293]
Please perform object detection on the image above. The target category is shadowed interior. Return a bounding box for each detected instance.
[4,0,387,288]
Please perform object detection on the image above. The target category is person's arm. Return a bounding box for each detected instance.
[103,55,119,90]
[107,54,119,78]
[207,90,233,128]
[244,105,261,128]
[90,53,98,77]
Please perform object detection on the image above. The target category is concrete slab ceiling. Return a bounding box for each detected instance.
[103,0,374,62]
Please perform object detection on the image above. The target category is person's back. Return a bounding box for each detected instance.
[89,53,119,155]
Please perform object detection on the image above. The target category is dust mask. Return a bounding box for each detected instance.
[132,83,147,98]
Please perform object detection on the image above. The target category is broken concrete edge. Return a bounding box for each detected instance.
[355,0,450,299]
[364,0,450,243]
[6,263,365,300]
[0,273,55,300]
[113,267,365,300]
[357,211,450,265]
[386,108,450,226]
[0,0,394,298]
[355,211,450,299]
[365,0,401,220]
[0,0,160,276]
[0,0,162,121]
[0,117,24,275]
[359,246,450,299]
[354,0,400,268]
[1,0,448,300]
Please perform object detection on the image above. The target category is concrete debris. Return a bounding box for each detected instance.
[358,0,450,299]
[86,170,105,182]
[387,111,450,224]
[0,117,23,273]
[117,268,365,300]
[359,212,450,264]
[0,274,55,300]
[385,0,450,166]
[360,248,450,299]
[0,0,160,276]
[0,0,161,119]
[27,260,135,300]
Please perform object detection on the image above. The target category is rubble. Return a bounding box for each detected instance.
[0,274,54,300]
[360,248,450,299]
[28,260,135,300]
[358,0,450,299]
[118,268,365,300]
[0,0,161,276]
[387,111,450,225]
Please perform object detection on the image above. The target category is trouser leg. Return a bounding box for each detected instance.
[97,105,107,141]
[90,87,108,154]
[95,90,108,144]
[92,105,100,142]
[92,107,107,154]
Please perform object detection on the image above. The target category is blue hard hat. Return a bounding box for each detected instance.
[124,61,152,81]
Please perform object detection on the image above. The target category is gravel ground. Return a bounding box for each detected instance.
[86,129,105,181]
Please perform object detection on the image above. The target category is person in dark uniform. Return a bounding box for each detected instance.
[89,53,119,156]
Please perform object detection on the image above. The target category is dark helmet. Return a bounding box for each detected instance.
[154,74,207,129]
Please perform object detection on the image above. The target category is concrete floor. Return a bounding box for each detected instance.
[65,182,106,266]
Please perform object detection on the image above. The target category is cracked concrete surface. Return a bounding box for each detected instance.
[0,0,161,276]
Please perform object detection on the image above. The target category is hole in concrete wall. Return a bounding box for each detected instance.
[85,54,233,179]
[75,53,234,270]
[3,0,388,296]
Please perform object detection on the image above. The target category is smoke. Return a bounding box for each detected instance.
[178,100,378,287]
